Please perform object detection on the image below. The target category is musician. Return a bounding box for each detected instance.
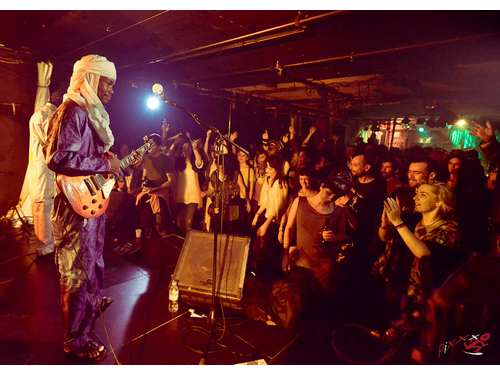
[44,55,141,362]
[28,84,65,257]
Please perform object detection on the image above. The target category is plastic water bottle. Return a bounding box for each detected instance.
[169,280,179,313]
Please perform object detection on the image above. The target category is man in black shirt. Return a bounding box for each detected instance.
[349,153,387,260]
[344,152,387,323]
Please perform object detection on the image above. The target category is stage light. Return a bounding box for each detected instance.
[456,119,466,126]
[418,127,425,133]
[147,97,160,110]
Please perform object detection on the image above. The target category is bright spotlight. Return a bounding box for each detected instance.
[147,97,159,110]
[456,119,466,126]
[418,127,425,133]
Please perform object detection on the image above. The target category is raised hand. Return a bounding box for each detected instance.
[383,197,403,226]
[468,120,494,143]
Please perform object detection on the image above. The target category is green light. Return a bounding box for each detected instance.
[418,127,425,133]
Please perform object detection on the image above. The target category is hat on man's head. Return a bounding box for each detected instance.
[64,54,116,152]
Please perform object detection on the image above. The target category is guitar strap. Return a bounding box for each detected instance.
[43,101,67,162]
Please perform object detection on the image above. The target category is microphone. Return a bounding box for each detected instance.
[152,83,163,95]
[151,84,249,156]
[152,83,171,104]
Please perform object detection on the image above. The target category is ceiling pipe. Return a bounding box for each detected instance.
[58,10,171,59]
[178,31,500,85]
[148,10,349,65]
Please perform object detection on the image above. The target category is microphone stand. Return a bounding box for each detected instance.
[154,87,248,365]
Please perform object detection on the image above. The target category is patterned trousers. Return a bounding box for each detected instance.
[52,193,106,349]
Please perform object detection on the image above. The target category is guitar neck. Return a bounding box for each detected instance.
[119,143,151,170]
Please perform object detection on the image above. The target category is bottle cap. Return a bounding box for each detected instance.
[172,280,177,286]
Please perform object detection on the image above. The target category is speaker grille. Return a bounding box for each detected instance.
[172,230,250,308]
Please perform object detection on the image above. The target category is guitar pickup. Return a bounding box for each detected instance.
[84,178,97,196]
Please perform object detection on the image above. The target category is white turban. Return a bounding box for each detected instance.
[64,55,117,152]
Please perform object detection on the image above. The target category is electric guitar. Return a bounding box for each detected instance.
[57,136,154,218]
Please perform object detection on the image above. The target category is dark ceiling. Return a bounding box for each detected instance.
[2,9,500,124]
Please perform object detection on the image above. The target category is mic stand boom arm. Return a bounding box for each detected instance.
[156,91,249,156]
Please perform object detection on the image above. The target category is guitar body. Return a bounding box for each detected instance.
[57,173,114,218]
[56,137,154,219]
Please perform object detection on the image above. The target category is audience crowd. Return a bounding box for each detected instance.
[109,119,498,334]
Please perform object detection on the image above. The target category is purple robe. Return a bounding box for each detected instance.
[45,100,112,349]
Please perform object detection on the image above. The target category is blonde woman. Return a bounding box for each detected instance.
[382,180,462,310]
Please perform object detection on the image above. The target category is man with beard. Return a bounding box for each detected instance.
[349,152,387,260]
[346,152,386,322]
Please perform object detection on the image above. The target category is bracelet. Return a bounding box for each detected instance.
[394,223,406,230]
[279,229,284,232]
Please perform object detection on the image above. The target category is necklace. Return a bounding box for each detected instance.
[421,218,443,227]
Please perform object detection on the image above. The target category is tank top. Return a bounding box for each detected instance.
[295,197,335,270]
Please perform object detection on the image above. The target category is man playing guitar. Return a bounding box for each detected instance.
[44,55,143,362]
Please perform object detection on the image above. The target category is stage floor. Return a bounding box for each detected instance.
[0,224,420,366]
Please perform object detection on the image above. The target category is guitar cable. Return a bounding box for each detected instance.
[0,252,37,284]
[0,205,38,284]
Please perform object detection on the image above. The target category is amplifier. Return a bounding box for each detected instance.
[171,230,251,309]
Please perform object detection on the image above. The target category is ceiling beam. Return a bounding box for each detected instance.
[148,10,349,66]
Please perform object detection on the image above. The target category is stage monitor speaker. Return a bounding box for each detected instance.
[171,230,251,309]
